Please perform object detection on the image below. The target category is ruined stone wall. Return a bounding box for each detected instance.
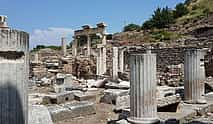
[106,46,213,77]
[153,48,184,72]
[124,47,184,72]
[71,57,96,79]
[0,29,29,124]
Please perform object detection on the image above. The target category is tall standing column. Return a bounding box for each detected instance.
[119,48,125,73]
[87,35,91,56]
[128,50,159,124]
[61,37,67,56]
[96,47,102,75]
[102,47,107,74]
[72,38,77,56]
[0,16,29,124]
[102,33,107,45]
[112,47,118,79]
[96,49,100,75]
[184,49,207,104]
[96,46,107,75]
[34,53,39,63]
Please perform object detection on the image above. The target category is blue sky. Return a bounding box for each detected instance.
[1,0,185,48]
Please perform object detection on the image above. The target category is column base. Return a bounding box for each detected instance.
[127,117,160,124]
[184,98,207,104]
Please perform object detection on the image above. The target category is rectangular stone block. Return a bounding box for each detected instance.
[28,105,53,124]
[48,101,96,122]
[74,92,96,101]
[42,91,74,104]
[100,89,129,104]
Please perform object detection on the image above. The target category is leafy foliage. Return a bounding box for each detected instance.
[123,24,141,32]
[178,0,213,21]
[150,30,182,41]
[31,45,61,52]
[173,3,189,18]
[142,7,174,29]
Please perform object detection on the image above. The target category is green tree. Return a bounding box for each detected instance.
[142,7,174,29]
[173,3,189,18]
[123,24,141,32]
[141,19,154,30]
[184,0,197,5]
[151,7,174,29]
[35,45,46,49]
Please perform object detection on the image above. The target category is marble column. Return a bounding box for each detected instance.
[61,37,67,56]
[119,48,125,73]
[96,49,100,75]
[96,46,107,75]
[112,47,118,79]
[184,49,207,104]
[87,35,91,56]
[102,47,107,74]
[102,33,107,45]
[96,47,102,75]
[127,50,159,124]
[34,53,39,63]
[72,39,77,56]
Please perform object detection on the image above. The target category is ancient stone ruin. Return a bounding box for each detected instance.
[1,14,213,124]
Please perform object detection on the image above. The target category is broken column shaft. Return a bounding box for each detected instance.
[0,17,29,124]
[184,49,206,104]
[128,51,159,124]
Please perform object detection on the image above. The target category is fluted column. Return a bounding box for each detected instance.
[128,50,159,124]
[184,49,206,104]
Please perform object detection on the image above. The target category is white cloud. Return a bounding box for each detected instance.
[30,27,74,49]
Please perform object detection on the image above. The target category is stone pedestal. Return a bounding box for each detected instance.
[0,28,29,124]
[184,49,207,104]
[127,51,159,124]
[113,47,118,79]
